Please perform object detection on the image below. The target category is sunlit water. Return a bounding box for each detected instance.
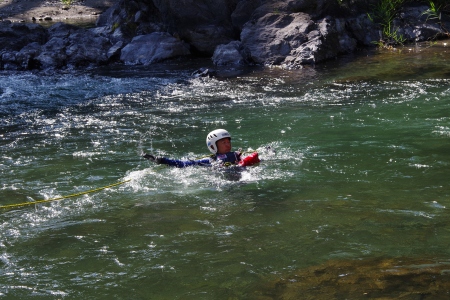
[1,42,450,299]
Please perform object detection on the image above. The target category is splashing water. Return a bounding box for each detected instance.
[1,47,450,298]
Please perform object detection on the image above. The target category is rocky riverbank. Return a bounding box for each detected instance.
[0,0,449,72]
[0,0,115,25]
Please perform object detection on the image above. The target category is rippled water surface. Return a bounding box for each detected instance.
[1,43,450,299]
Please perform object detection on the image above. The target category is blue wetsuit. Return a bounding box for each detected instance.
[159,151,241,168]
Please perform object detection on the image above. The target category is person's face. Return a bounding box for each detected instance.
[216,138,231,154]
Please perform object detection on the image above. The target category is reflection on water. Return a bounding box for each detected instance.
[0,43,450,298]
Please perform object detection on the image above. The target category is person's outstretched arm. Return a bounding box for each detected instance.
[142,153,211,168]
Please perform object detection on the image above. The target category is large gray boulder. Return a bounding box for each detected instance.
[240,12,343,67]
[241,13,313,65]
[35,37,68,69]
[120,32,190,65]
[212,41,251,66]
[16,42,42,70]
[66,31,110,66]
[284,16,342,67]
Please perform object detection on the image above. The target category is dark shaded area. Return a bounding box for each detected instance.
[251,257,450,299]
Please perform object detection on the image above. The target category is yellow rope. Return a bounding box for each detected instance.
[0,179,131,210]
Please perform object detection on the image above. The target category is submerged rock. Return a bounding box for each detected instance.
[191,67,217,78]
[252,257,450,299]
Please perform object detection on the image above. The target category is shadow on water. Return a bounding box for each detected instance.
[318,40,450,82]
[251,257,450,299]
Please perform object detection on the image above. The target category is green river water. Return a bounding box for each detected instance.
[1,41,450,299]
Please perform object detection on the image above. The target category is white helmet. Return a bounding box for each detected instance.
[206,129,231,154]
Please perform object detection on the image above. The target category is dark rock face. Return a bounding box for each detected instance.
[66,32,111,67]
[96,0,239,55]
[35,23,112,70]
[152,0,238,55]
[0,21,47,52]
[1,0,450,71]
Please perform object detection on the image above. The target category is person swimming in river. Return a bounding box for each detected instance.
[142,129,260,168]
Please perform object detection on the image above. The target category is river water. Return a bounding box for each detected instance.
[1,42,450,299]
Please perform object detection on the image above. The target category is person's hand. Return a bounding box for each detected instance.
[142,153,162,163]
